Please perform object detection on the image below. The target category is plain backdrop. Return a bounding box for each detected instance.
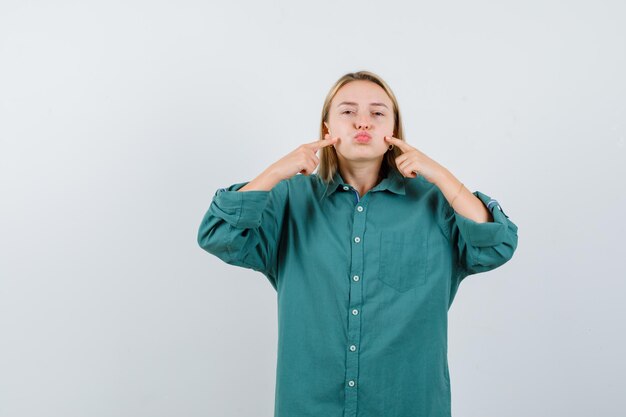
[1,1,625,416]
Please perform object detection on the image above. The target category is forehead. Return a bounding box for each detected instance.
[332,80,392,108]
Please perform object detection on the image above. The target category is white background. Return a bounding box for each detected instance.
[1,1,624,416]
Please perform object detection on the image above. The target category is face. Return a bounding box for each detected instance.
[324,80,395,163]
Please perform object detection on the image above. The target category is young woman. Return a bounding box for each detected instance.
[198,70,519,417]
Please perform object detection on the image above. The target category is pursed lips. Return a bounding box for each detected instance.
[354,133,372,143]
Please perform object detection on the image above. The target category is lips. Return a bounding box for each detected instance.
[354,132,372,143]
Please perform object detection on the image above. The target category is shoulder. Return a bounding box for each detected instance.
[278,173,336,204]
[405,175,445,201]
[281,172,326,194]
[402,175,453,219]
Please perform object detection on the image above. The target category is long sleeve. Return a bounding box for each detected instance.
[440,190,519,277]
[196,179,289,290]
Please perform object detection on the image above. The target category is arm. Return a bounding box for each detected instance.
[196,171,289,290]
[197,136,339,289]
[379,136,518,276]
[435,168,494,223]
[436,169,519,276]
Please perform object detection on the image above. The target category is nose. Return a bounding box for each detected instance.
[355,116,371,130]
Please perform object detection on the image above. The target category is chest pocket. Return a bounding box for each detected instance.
[377,230,429,292]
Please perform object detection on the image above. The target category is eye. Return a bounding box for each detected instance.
[342,110,353,114]
[373,112,384,116]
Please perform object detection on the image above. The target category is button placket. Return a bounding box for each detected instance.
[343,184,367,415]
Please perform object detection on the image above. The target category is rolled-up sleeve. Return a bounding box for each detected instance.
[197,179,289,290]
[441,190,519,276]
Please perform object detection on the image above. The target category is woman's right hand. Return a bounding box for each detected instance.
[238,135,339,192]
[268,134,339,181]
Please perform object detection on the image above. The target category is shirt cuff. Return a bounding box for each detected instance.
[212,182,272,229]
[453,190,514,248]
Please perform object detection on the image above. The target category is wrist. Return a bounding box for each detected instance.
[263,165,285,183]
[432,165,452,187]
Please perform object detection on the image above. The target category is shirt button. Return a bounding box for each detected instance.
[349,345,357,352]
[354,237,360,243]
[352,309,359,315]
[343,186,349,191]
[348,380,356,387]
[353,275,359,282]
[357,206,363,212]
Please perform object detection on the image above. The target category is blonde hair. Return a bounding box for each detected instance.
[317,70,406,184]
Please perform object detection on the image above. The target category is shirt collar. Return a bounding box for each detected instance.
[319,168,406,201]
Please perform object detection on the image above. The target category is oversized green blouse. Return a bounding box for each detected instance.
[197,167,519,417]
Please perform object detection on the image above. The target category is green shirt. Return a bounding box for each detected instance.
[197,168,519,417]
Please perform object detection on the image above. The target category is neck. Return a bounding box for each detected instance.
[338,161,384,197]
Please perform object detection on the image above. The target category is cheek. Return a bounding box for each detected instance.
[328,120,347,134]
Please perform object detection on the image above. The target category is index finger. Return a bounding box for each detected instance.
[385,136,412,153]
[309,136,338,152]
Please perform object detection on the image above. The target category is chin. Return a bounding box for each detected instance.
[344,153,386,162]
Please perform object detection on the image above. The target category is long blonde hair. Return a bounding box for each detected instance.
[317,70,406,184]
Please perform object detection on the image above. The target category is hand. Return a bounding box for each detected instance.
[268,134,339,180]
[384,136,446,184]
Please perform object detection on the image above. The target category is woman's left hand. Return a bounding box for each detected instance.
[384,136,447,185]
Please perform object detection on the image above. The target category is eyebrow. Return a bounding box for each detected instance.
[336,101,390,109]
